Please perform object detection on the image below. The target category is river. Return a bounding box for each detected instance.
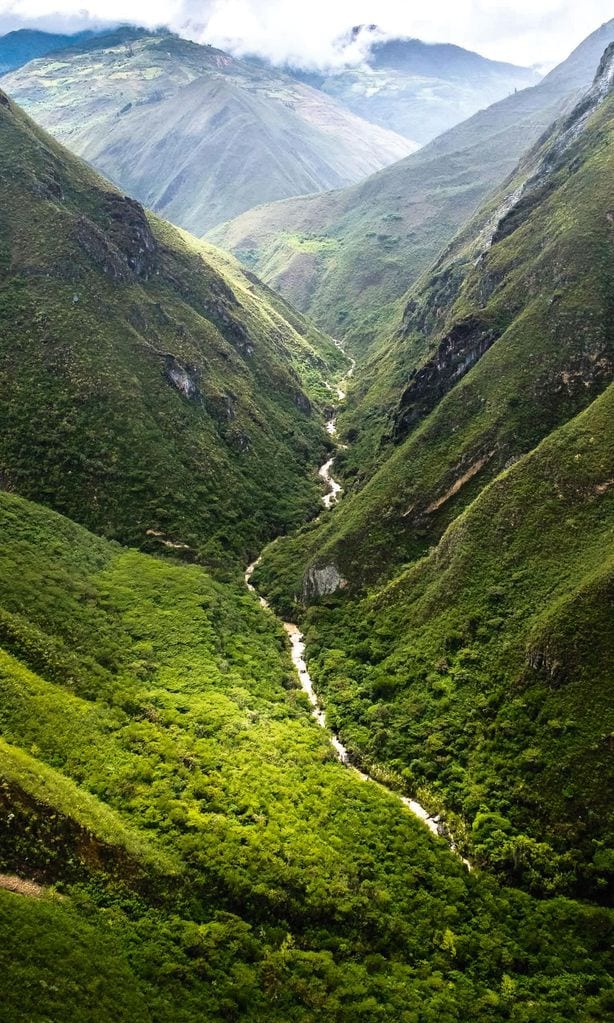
[245,351,470,868]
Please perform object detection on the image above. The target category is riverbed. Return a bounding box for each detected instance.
[245,353,469,867]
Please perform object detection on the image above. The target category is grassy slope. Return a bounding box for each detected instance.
[0,490,613,1020]
[256,85,614,598]
[209,19,614,352]
[340,48,614,479]
[253,81,614,898]
[302,385,614,897]
[0,88,347,568]
[2,29,414,235]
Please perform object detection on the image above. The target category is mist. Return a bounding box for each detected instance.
[1,0,613,69]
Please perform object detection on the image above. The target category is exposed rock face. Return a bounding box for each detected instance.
[294,390,312,414]
[164,356,199,399]
[303,563,346,600]
[75,193,158,281]
[391,317,499,443]
[105,193,158,279]
[491,42,614,248]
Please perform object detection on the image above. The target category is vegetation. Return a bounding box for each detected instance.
[1,29,613,1023]
[298,386,614,897]
[1,489,613,1020]
[2,27,412,236]
[209,18,614,351]
[256,80,614,594]
[0,87,346,569]
[253,69,614,901]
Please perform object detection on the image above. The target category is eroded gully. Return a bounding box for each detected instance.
[245,346,470,869]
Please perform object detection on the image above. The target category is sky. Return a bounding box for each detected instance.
[0,0,612,70]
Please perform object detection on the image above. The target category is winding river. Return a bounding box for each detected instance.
[245,351,470,867]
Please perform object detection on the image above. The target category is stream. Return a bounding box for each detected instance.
[245,350,470,867]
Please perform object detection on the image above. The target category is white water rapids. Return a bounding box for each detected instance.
[245,348,470,866]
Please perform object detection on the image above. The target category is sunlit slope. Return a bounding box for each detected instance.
[300,383,614,898]
[3,491,613,1018]
[2,28,415,235]
[0,87,346,566]
[210,19,614,352]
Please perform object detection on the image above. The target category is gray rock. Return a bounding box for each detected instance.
[303,563,345,600]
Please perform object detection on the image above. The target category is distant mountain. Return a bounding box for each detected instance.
[0,28,95,75]
[0,85,346,567]
[2,27,415,235]
[286,26,540,144]
[210,18,614,353]
[255,47,614,894]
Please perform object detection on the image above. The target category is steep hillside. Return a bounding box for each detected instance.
[301,384,614,898]
[256,52,614,597]
[252,51,614,899]
[1,489,613,1021]
[0,87,347,567]
[0,28,94,75]
[2,28,415,235]
[294,27,539,144]
[210,19,614,351]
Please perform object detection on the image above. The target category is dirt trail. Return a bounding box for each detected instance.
[0,873,44,897]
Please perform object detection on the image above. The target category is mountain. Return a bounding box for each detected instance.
[1,39,614,1023]
[0,85,347,568]
[288,26,539,144]
[1,27,415,236]
[0,28,95,75]
[210,19,614,352]
[253,47,614,895]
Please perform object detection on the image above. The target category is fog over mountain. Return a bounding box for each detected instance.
[2,0,614,70]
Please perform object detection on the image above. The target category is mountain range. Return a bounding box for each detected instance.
[0,27,96,74]
[0,13,613,1023]
[1,27,416,234]
[209,18,614,351]
[285,25,540,144]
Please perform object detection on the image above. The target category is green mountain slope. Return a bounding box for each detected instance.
[0,28,96,75]
[210,18,614,352]
[291,28,539,144]
[252,51,614,898]
[2,28,415,236]
[1,489,613,1021]
[255,51,614,598]
[0,86,347,567]
[299,385,614,897]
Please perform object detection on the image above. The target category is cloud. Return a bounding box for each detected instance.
[0,0,612,70]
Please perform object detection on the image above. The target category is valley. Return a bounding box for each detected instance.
[0,8,613,1022]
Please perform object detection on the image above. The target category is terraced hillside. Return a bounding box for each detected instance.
[210,18,614,352]
[0,86,346,567]
[2,27,415,235]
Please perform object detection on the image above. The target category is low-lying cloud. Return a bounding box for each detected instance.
[1,0,613,70]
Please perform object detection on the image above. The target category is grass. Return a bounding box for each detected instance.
[0,488,613,1019]
[0,87,347,571]
[253,84,614,899]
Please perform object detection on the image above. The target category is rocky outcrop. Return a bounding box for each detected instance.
[164,356,200,399]
[391,317,500,444]
[303,563,346,601]
[491,42,614,248]
[75,193,158,281]
[105,193,158,279]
